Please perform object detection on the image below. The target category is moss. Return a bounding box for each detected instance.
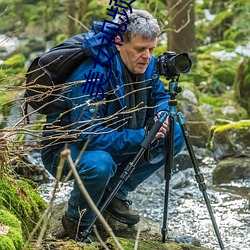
[0,235,16,250]
[209,120,250,151]
[213,120,250,133]
[0,209,21,229]
[7,228,24,249]
[106,237,208,250]
[213,67,235,86]
[1,54,25,69]
[0,209,24,249]
[0,175,47,239]
[199,95,224,107]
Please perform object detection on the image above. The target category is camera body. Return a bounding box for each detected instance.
[156,51,192,79]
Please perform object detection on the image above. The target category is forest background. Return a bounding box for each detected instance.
[0,0,250,126]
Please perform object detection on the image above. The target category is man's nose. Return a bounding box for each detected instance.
[142,49,151,59]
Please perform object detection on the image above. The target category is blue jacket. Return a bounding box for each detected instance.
[44,21,170,156]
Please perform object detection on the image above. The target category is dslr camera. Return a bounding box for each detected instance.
[156,51,192,79]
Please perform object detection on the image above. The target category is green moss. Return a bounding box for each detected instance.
[7,228,24,249]
[209,120,250,150]
[199,95,224,107]
[0,209,21,229]
[0,175,47,239]
[0,209,24,249]
[106,237,206,250]
[1,54,25,69]
[213,67,235,86]
[213,120,250,133]
[0,235,16,250]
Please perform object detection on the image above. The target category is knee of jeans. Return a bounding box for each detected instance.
[78,151,117,181]
[174,123,186,155]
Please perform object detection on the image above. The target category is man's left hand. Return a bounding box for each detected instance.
[154,111,169,139]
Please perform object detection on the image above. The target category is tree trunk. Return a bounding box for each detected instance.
[67,0,77,36]
[167,0,196,62]
[78,0,88,20]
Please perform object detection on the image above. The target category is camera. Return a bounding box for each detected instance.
[156,51,192,79]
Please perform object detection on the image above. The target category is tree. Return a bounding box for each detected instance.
[166,0,196,62]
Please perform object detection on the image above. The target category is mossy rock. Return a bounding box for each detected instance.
[0,209,24,250]
[213,67,235,86]
[235,57,250,116]
[199,92,248,122]
[209,120,250,160]
[0,174,47,239]
[213,157,250,184]
[106,237,210,250]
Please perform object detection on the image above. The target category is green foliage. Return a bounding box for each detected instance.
[0,175,47,239]
[0,54,26,83]
[1,54,25,69]
[0,235,16,250]
[234,57,250,115]
[0,209,24,250]
[213,67,235,86]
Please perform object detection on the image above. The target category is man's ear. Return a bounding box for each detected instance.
[115,36,123,51]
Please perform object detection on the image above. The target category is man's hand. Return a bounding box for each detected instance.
[154,111,169,139]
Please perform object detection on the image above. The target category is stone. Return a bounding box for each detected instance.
[213,157,250,184]
[209,120,250,160]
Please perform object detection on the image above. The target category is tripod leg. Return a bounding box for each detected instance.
[162,114,175,243]
[177,112,225,250]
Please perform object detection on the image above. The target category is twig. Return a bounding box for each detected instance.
[61,148,124,250]
[93,225,110,250]
[68,14,90,31]
[22,154,65,249]
[134,218,142,250]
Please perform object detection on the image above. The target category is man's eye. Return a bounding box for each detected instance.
[136,48,144,52]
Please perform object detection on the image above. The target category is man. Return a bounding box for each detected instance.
[41,9,185,241]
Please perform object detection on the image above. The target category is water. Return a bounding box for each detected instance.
[38,157,250,250]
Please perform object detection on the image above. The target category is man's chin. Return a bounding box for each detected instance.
[133,68,147,75]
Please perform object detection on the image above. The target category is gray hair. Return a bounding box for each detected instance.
[117,9,160,42]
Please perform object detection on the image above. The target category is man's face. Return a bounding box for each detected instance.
[115,35,157,74]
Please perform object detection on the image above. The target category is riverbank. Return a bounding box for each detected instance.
[38,155,250,250]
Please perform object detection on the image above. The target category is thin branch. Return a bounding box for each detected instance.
[62,148,124,250]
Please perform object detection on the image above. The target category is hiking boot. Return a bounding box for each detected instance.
[105,196,140,225]
[61,213,97,243]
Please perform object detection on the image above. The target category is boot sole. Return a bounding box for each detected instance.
[105,210,140,225]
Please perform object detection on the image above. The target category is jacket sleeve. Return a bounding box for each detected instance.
[66,60,146,156]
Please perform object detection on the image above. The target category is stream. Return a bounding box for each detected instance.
[38,155,250,250]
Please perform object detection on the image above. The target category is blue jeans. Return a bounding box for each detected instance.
[41,123,185,226]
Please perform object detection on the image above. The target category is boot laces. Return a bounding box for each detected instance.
[123,200,132,209]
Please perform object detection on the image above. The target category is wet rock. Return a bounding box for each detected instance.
[213,157,250,184]
[209,119,250,160]
[179,100,211,148]
[45,202,210,250]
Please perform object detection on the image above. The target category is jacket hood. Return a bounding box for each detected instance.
[82,21,117,65]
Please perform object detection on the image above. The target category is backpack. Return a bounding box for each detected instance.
[24,34,88,115]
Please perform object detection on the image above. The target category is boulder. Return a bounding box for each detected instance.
[179,100,211,148]
[213,157,250,184]
[42,201,211,250]
[209,120,250,160]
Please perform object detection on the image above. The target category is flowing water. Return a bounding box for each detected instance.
[38,156,250,250]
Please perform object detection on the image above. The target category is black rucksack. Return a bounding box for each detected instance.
[24,34,88,115]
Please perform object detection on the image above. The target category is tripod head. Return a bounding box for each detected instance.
[168,76,182,100]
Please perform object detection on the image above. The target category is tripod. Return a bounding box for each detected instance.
[82,77,225,250]
[161,77,225,249]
